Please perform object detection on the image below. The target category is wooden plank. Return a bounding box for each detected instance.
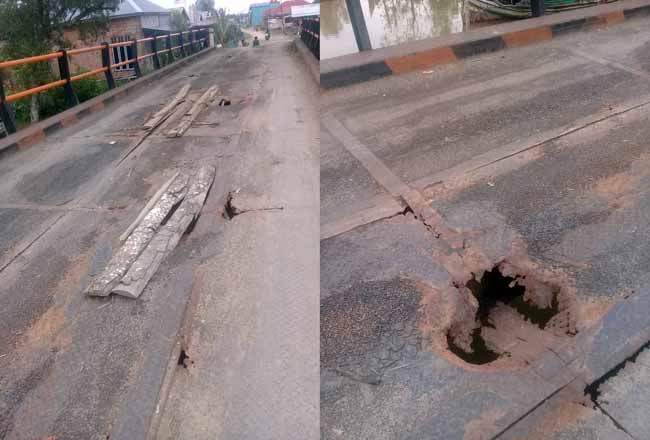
[143,84,191,129]
[113,166,216,298]
[119,172,180,242]
[85,173,189,296]
[165,86,218,138]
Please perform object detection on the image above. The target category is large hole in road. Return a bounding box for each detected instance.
[446,264,576,366]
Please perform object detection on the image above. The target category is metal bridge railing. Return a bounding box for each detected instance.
[0,28,211,135]
[300,18,319,61]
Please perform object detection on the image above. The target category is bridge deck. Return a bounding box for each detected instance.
[321,15,650,439]
[0,36,319,439]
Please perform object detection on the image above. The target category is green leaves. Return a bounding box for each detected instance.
[170,9,189,32]
[196,0,215,12]
[0,0,120,121]
[0,0,120,58]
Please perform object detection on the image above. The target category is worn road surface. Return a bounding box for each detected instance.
[321,14,650,440]
[0,36,318,439]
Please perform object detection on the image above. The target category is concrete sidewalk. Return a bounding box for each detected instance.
[321,14,650,439]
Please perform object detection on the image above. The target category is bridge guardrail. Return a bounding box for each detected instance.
[0,28,211,135]
[300,18,319,61]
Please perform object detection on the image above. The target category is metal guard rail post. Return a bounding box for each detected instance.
[179,32,186,58]
[151,37,161,70]
[101,43,117,89]
[0,71,16,134]
[57,49,80,107]
[131,39,142,78]
[167,32,174,64]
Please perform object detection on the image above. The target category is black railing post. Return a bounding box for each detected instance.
[531,0,545,17]
[101,42,116,89]
[57,50,79,108]
[151,37,161,69]
[345,0,372,52]
[179,32,186,57]
[189,31,195,54]
[167,32,174,63]
[131,39,142,77]
[0,72,16,135]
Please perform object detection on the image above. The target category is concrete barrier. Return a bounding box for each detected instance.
[321,0,650,88]
[294,37,320,85]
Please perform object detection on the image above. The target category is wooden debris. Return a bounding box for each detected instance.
[165,86,218,138]
[117,85,192,166]
[119,171,180,242]
[144,84,191,129]
[85,173,190,297]
[113,165,216,298]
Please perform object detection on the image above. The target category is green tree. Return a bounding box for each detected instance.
[196,0,215,12]
[0,0,120,122]
[170,9,189,32]
[213,10,239,46]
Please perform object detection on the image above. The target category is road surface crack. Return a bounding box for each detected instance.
[223,191,284,219]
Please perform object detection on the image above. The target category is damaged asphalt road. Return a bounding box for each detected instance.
[321,16,650,440]
[0,37,318,439]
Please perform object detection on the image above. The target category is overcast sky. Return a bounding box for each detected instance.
[150,0,252,14]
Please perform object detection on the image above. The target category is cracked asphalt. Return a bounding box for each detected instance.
[321,14,650,440]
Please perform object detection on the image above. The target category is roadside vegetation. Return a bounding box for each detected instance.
[0,0,120,124]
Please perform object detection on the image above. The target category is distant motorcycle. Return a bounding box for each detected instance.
[265,32,270,41]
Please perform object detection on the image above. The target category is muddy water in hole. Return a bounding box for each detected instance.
[321,0,466,60]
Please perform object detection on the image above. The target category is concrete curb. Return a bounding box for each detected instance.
[0,47,216,159]
[294,37,320,85]
[321,0,650,88]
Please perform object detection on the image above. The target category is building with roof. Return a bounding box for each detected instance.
[262,0,311,31]
[291,3,320,18]
[63,0,174,77]
[263,0,310,19]
[249,1,279,28]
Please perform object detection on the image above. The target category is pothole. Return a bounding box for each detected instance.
[445,262,578,366]
[223,192,237,219]
[177,349,191,368]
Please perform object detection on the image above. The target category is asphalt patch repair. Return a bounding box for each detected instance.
[321,278,423,385]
